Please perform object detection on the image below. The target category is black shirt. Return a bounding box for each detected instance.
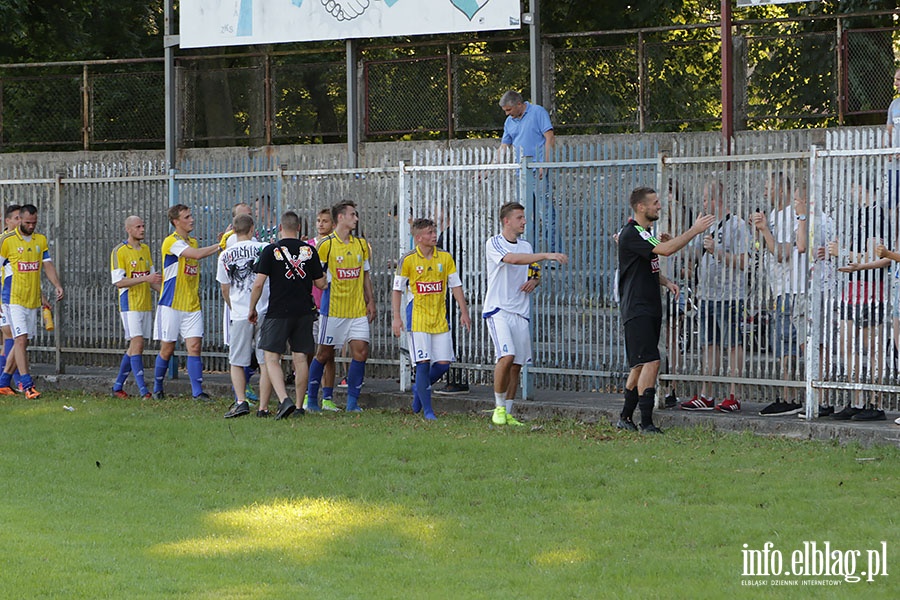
[256,238,325,318]
[618,220,662,324]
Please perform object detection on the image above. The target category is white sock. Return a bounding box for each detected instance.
[505,399,513,414]
[494,392,505,408]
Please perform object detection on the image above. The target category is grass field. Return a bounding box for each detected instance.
[0,392,896,599]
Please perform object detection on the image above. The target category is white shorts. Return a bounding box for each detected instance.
[485,310,532,365]
[317,315,370,347]
[154,306,204,342]
[312,317,320,342]
[0,303,10,329]
[8,304,39,340]
[121,311,152,341]
[229,318,263,367]
[408,330,455,364]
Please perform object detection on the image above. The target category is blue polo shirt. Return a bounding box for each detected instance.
[501,102,553,162]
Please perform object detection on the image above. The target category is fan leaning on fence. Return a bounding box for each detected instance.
[616,187,715,434]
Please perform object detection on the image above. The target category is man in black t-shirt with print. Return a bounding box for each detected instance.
[616,187,714,433]
[249,211,326,420]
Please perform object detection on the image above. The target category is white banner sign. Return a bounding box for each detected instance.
[180,0,523,48]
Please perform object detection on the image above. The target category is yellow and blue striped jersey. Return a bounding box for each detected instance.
[317,234,370,319]
[159,232,201,312]
[110,242,155,312]
[0,228,52,309]
[393,246,461,334]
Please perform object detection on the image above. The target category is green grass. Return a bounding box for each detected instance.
[0,392,897,599]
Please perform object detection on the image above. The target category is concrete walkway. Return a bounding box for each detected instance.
[29,363,900,448]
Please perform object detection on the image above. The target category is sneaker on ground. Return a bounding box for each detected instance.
[435,383,469,395]
[338,377,348,388]
[256,409,270,418]
[851,408,886,421]
[680,395,714,411]
[895,416,900,425]
[640,423,664,434]
[0,386,16,396]
[491,406,507,426]
[244,386,258,402]
[759,401,802,417]
[615,417,638,431]
[25,387,41,400]
[715,396,741,412]
[830,406,861,420]
[797,405,835,419]
[112,389,129,399]
[152,391,165,400]
[142,393,152,399]
[664,391,678,409]
[17,382,25,393]
[225,401,250,419]
[505,413,526,427]
[322,398,341,412]
[193,392,214,403]
[274,398,296,420]
[423,411,438,421]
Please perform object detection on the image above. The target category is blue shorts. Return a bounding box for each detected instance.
[699,300,743,348]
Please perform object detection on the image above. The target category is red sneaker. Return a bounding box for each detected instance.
[112,390,129,399]
[680,395,714,411]
[715,395,741,412]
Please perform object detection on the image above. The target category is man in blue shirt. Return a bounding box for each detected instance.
[496,90,558,252]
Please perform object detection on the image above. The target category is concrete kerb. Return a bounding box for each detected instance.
[27,364,900,448]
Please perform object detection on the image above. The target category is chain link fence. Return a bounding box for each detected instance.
[1,11,899,150]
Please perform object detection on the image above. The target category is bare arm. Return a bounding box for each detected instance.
[313,275,327,290]
[178,243,220,260]
[652,214,715,257]
[391,289,403,337]
[363,271,376,323]
[220,283,232,311]
[451,285,471,330]
[115,272,162,289]
[43,261,64,301]
[502,252,568,266]
[247,273,267,324]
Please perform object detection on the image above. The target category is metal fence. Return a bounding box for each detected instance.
[2,10,899,150]
[1,131,900,412]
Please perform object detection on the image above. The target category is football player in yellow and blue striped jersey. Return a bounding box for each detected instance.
[152,204,220,400]
[110,216,161,398]
[306,200,376,412]
[0,204,22,389]
[391,218,470,419]
[0,204,64,398]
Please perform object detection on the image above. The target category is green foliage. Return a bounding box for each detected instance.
[0,394,898,597]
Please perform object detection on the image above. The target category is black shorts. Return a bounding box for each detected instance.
[624,316,662,369]
[258,314,316,355]
[840,303,884,328]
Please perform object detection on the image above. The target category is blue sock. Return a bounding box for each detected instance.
[153,355,169,393]
[322,386,334,400]
[0,350,6,374]
[19,373,33,390]
[12,369,21,387]
[306,358,325,408]
[346,359,365,410]
[0,371,10,388]
[186,356,204,397]
[113,353,132,391]
[415,362,433,417]
[130,354,148,396]
[429,362,450,385]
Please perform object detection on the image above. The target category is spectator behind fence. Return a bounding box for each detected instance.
[751,172,809,416]
[834,187,890,422]
[616,187,714,434]
[680,181,751,412]
[885,67,900,207]
[495,90,559,253]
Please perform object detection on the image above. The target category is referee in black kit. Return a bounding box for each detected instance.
[616,187,715,433]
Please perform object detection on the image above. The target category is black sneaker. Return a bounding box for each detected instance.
[290,406,306,417]
[818,405,834,417]
[664,391,678,409]
[275,398,296,420]
[224,401,250,419]
[639,423,664,434]
[193,392,214,403]
[615,417,638,431]
[831,406,861,420]
[256,409,270,418]
[435,382,469,395]
[152,391,165,400]
[759,401,802,417]
[851,408,886,421]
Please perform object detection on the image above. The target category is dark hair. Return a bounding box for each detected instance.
[332,200,356,223]
[629,187,657,211]
[411,218,436,234]
[318,208,333,218]
[499,202,525,221]
[4,204,21,220]
[167,203,189,226]
[232,213,254,235]
[19,203,38,216]
[281,211,301,233]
